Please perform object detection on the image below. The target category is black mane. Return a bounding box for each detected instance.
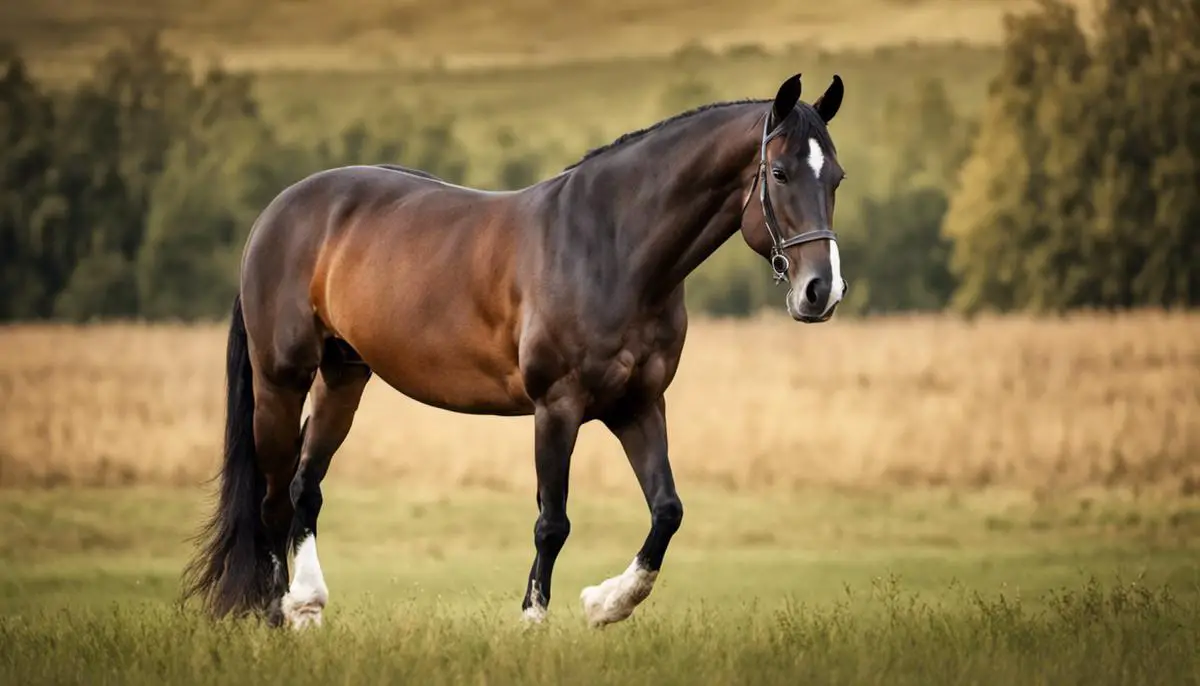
[562,97,835,172]
[563,98,768,171]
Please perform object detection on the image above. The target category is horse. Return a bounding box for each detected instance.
[181,72,849,629]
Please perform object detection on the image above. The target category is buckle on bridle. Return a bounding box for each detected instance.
[770,251,790,283]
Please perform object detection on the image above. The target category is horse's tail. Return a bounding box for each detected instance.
[181,294,274,618]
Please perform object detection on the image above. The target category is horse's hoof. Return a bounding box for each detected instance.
[580,559,657,628]
[580,584,626,627]
[281,590,326,630]
[521,604,548,625]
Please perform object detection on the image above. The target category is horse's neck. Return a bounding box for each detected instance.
[622,115,761,301]
[533,105,763,313]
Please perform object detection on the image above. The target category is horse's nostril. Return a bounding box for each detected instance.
[805,278,822,304]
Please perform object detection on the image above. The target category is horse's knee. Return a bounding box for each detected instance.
[534,514,571,553]
[652,497,683,536]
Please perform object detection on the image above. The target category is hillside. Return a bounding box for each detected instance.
[5,0,1097,75]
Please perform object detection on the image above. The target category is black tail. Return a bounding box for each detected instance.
[181,295,274,618]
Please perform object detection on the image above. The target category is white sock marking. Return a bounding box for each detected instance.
[282,534,328,630]
[825,240,844,314]
[522,580,548,623]
[580,558,658,627]
[807,137,825,179]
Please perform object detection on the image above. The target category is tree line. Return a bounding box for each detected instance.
[1,0,1196,323]
[684,0,1198,317]
[0,35,480,322]
[943,0,1199,313]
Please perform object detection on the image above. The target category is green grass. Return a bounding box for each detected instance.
[2,486,1198,684]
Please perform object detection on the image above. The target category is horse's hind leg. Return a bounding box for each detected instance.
[252,362,316,626]
[281,341,371,629]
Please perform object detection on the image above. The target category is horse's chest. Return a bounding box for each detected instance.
[521,306,686,409]
[580,350,638,398]
[579,340,678,409]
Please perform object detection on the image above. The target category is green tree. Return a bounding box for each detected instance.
[839,77,973,315]
[850,188,955,313]
[494,127,543,190]
[53,251,139,321]
[51,89,143,318]
[86,33,198,259]
[0,44,74,320]
[685,241,777,318]
[137,69,281,320]
[0,35,494,322]
[315,107,470,184]
[944,0,1200,313]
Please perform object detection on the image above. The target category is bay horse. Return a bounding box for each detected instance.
[181,73,848,629]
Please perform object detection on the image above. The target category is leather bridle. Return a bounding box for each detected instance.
[741,110,839,285]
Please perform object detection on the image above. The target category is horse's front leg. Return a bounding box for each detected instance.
[520,395,584,622]
[582,396,683,627]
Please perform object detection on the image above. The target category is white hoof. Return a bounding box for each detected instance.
[580,558,657,628]
[522,604,547,624]
[522,580,548,624]
[282,535,328,630]
[281,588,326,630]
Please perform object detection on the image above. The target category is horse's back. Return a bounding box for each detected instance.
[242,164,480,283]
[241,163,533,414]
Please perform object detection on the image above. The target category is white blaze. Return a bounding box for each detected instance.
[825,240,844,314]
[807,137,825,179]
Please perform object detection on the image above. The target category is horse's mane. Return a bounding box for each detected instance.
[562,99,768,172]
[561,97,835,172]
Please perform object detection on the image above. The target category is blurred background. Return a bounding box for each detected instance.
[0,0,1196,489]
[2,0,1194,323]
[0,2,1198,674]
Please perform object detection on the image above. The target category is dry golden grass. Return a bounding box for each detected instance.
[1,310,1197,495]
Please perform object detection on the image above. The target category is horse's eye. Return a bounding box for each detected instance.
[771,168,788,183]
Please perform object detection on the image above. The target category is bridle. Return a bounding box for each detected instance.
[741,109,839,285]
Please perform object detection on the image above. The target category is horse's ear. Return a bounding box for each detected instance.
[813,75,844,123]
[770,73,802,128]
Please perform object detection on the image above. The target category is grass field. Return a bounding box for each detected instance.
[3,311,1197,493]
[2,487,1198,684]
[2,312,1198,683]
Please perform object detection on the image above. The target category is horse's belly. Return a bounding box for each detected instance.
[325,301,530,416]
[363,342,533,416]
[317,222,530,415]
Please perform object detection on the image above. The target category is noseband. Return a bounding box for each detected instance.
[742,111,839,284]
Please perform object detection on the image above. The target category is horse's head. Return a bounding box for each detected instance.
[741,74,847,323]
